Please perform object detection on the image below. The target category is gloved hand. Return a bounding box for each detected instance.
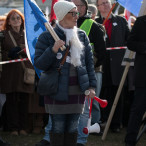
[8,46,21,59]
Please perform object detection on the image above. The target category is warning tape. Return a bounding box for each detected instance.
[0,46,127,65]
[106,46,127,50]
[0,58,29,65]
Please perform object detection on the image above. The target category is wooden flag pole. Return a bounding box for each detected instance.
[102,51,135,140]
[45,22,66,51]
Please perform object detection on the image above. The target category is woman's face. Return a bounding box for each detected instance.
[8,12,22,28]
[63,8,79,29]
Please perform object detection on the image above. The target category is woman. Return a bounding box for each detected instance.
[0,9,34,136]
[34,1,96,146]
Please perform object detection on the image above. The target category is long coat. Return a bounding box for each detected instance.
[127,15,146,87]
[96,14,130,86]
[0,28,34,93]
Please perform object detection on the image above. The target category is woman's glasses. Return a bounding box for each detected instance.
[68,12,80,17]
[10,16,21,21]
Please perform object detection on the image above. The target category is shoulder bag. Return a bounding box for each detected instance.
[37,46,69,96]
[8,31,35,84]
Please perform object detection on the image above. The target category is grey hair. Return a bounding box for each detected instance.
[88,4,98,15]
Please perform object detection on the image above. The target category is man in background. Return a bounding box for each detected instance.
[95,0,130,132]
[125,14,146,146]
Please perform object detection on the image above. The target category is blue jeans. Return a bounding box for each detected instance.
[77,72,102,145]
[43,116,51,142]
[92,72,102,124]
[43,114,80,141]
[50,114,80,133]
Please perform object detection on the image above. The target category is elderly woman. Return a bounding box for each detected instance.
[0,9,34,136]
[34,1,96,146]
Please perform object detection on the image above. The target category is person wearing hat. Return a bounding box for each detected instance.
[34,1,97,146]
[35,0,106,145]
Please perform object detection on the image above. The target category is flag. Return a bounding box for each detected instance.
[49,0,58,23]
[124,9,130,21]
[42,0,46,3]
[24,0,48,77]
[117,0,143,17]
[114,4,120,15]
[124,9,131,29]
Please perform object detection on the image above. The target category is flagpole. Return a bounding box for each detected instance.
[44,22,66,51]
[102,51,135,140]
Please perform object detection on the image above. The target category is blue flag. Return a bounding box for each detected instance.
[117,0,143,17]
[24,0,47,77]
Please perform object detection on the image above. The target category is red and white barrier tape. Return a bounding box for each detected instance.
[106,46,127,50]
[0,46,127,65]
[0,58,29,65]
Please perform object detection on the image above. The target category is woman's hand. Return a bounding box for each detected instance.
[52,40,65,53]
[85,89,95,99]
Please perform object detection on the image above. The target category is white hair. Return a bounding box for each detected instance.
[57,23,84,67]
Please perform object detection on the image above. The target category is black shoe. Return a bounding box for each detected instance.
[35,139,50,146]
[77,143,85,146]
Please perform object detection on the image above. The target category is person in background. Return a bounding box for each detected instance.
[122,14,136,127]
[0,17,10,146]
[0,15,6,75]
[95,0,130,132]
[0,9,35,136]
[71,0,106,146]
[34,1,96,146]
[0,15,6,31]
[88,4,98,20]
[125,15,146,146]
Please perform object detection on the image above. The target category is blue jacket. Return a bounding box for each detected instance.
[34,25,96,101]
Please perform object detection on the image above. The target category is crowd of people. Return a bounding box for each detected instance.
[0,0,145,146]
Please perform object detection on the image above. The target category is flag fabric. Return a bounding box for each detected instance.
[124,9,130,21]
[49,0,58,23]
[24,0,48,77]
[124,9,131,29]
[114,4,120,15]
[42,0,46,3]
[117,0,143,17]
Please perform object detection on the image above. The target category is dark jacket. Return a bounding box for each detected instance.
[0,28,34,93]
[34,25,97,101]
[127,15,146,87]
[77,16,106,69]
[96,14,130,86]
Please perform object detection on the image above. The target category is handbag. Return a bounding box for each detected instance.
[8,31,35,84]
[21,58,35,84]
[37,46,69,96]
[37,69,59,96]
